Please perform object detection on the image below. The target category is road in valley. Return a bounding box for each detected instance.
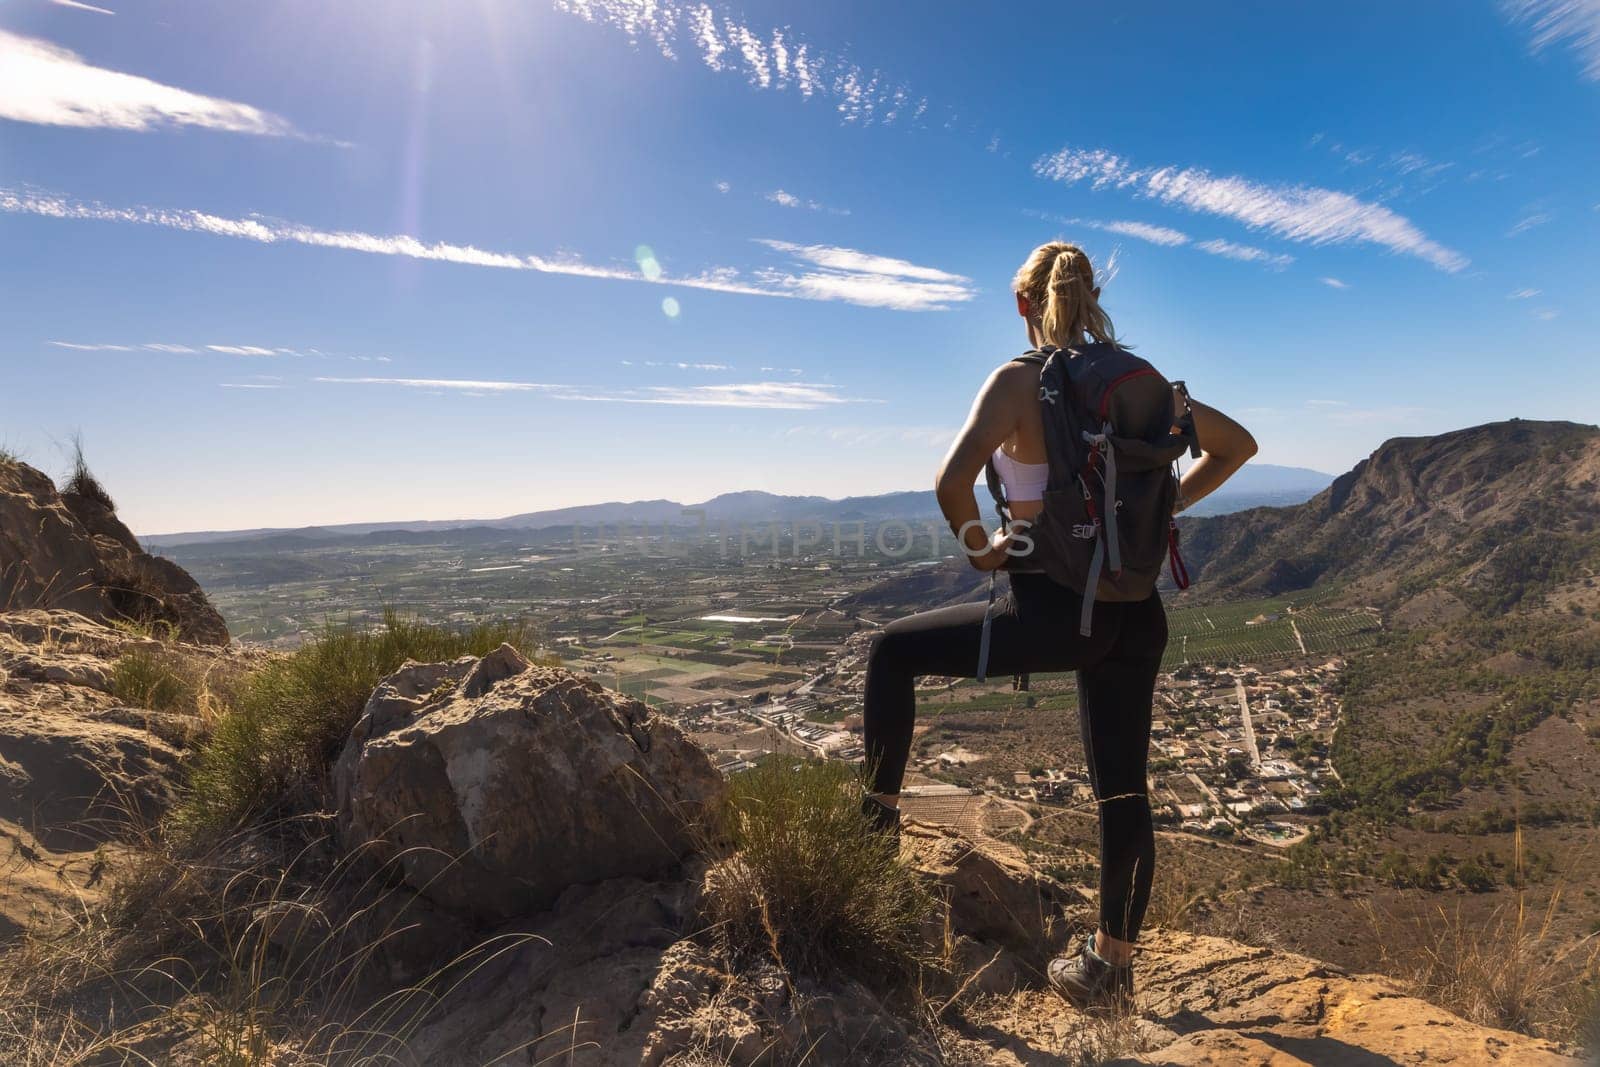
[1236,675,1261,769]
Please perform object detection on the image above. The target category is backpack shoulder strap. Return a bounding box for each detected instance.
[983,351,1049,523]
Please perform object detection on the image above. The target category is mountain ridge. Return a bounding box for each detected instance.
[1180,418,1600,604]
[140,463,1334,547]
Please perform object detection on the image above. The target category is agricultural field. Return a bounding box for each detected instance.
[1163,590,1381,670]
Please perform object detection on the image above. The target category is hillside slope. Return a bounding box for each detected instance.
[1180,419,1600,605]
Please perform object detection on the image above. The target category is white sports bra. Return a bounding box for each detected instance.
[990,446,1048,504]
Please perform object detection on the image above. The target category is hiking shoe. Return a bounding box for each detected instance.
[860,795,901,839]
[1048,934,1134,1013]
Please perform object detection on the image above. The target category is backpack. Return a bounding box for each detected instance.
[974,344,1200,679]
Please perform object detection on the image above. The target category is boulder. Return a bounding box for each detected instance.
[0,461,228,645]
[901,821,1081,964]
[0,703,181,847]
[332,645,726,923]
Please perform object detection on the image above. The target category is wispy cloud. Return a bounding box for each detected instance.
[0,29,304,138]
[1506,212,1554,236]
[620,360,733,371]
[765,189,849,215]
[315,377,867,410]
[594,382,866,409]
[49,338,390,361]
[753,239,974,311]
[1320,276,1350,289]
[1500,0,1600,80]
[316,377,559,393]
[1387,149,1454,179]
[219,383,282,390]
[553,0,925,125]
[48,340,134,351]
[207,344,280,356]
[1026,211,1292,271]
[1508,287,1542,299]
[1034,145,1467,272]
[714,180,731,194]
[3,187,972,311]
[1067,218,1192,247]
[1194,238,1294,269]
[1533,307,1560,320]
[50,0,116,14]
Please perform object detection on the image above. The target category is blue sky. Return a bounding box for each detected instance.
[2,0,1597,534]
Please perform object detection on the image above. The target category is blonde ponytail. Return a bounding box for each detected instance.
[1013,241,1117,348]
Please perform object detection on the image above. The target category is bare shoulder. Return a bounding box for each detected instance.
[987,357,1040,401]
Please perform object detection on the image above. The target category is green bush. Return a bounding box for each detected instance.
[174,611,542,837]
[707,758,939,987]
[1457,860,1495,893]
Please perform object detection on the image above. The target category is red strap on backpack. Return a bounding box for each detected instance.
[1167,519,1190,590]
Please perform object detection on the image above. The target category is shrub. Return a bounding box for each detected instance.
[705,758,939,987]
[1457,860,1495,893]
[174,611,543,837]
[110,648,198,713]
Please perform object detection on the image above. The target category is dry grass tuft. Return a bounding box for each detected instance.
[1143,863,1206,933]
[1367,891,1599,1043]
[0,809,539,1063]
[704,758,943,990]
[110,647,202,713]
[62,434,115,513]
[1058,998,1154,1067]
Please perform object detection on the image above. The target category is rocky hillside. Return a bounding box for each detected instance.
[1180,419,1600,604]
[0,458,228,644]
[0,627,1581,1063]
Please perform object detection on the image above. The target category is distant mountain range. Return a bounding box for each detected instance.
[140,463,1335,548]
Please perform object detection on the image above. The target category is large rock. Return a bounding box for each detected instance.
[332,645,726,922]
[0,461,228,645]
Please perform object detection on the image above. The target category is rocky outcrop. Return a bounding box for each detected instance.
[333,645,727,923]
[1131,930,1577,1064]
[0,461,228,645]
[0,609,252,937]
[986,929,1578,1065]
[0,611,191,848]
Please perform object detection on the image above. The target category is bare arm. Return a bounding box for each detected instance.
[935,364,1028,570]
[1175,392,1257,511]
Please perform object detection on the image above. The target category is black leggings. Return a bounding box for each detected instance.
[863,572,1167,943]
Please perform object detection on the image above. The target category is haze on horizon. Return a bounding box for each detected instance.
[2,0,1597,534]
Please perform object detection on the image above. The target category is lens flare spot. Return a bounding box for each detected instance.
[635,244,662,281]
[661,296,681,318]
